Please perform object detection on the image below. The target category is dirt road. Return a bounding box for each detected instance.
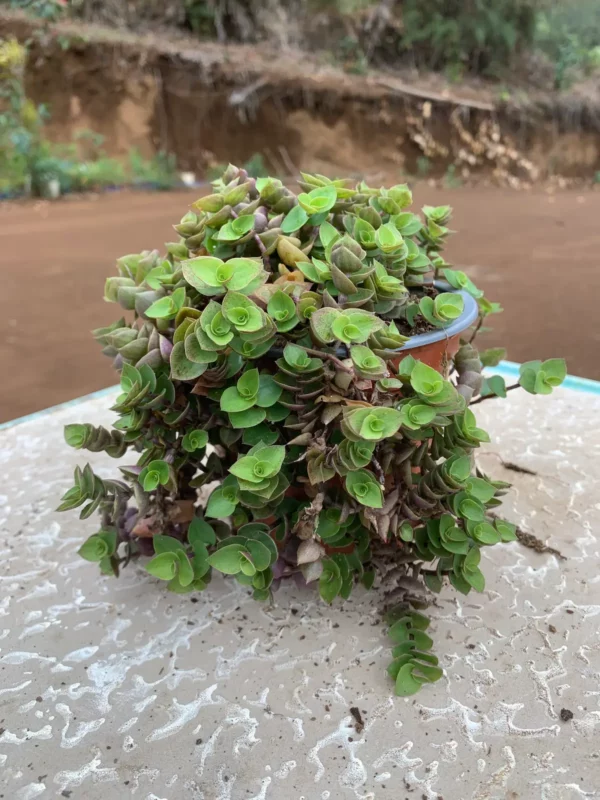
[1,186,598,423]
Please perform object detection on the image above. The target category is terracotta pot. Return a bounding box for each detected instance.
[387,282,479,376]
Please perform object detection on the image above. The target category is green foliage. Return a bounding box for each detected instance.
[419,292,464,327]
[0,40,177,199]
[59,163,565,699]
[387,611,442,696]
[535,1,600,88]
[57,0,600,90]
[519,359,567,395]
[399,0,537,76]
[129,149,179,190]
[345,469,384,508]
[139,460,174,492]
[8,0,66,20]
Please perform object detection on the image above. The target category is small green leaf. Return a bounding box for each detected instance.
[176,550,194,586]
[443,268,483,299]
[343,406,403,441]
[226,258,264,292]
[282,204,309,233]
[267,291,298,332]
[465,477,496,503]
[345,469,383,508]
[222,292,264,332]
[242,422,279,446]
[350,345,388,379]
[205,486,238,518]
[245,539,272,572]
[256,374,283,408]
[145,288,185,319]
[171,341,208,381]
[479,347,507,367]
[78,534,110,562]
[410,361,447,401]
[395,663,425,697]
[398,399,437,430]
[319,558,342,604]
[64,424,87,448]
[298,184,337,214]
[229,407,267,428]
[220,386,256,413]
[495,519,517,542]
[146,552,178,581]
[424,572,443,592]
[481,375,507,398]
[392,212,422,235]
[464,566,485,592]
[238,368,260,397]
[331,309,383,345]
[140,460,171,492]
[153,534,186,554]
[319,220,340,249]
[470,522,501,545]
[188,516,217,547]
[208,543,246,574]
[309,307,340,344]
[519,358,566,395]
[182,429,209,452]
[375,222,404,253]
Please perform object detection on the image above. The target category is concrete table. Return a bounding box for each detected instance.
[1,380,599,800]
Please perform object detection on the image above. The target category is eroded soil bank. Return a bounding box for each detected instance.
[1,185,597,423]
[3,10,600,183]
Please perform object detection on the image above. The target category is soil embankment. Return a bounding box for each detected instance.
[2,10,600,182]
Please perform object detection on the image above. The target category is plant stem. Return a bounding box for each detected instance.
[371,456,386,486]
[468,314,484,344]
[303,347,354,374]
[469,383,520,405]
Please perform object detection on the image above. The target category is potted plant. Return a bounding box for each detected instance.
[59,165,566,696]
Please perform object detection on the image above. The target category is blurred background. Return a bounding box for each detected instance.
[1,0,599,423]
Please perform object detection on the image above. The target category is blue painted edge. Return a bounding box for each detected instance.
[2,360,600,432]
[0,385,120,432]
[487,360,600,396]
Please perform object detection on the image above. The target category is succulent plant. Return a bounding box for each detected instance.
[59,165,566,697]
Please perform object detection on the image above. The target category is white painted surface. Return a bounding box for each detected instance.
[1,387,599,799]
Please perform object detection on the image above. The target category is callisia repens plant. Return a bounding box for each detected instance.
[59,165,566,696]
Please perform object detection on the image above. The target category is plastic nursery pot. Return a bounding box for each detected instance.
[387,281,479,376]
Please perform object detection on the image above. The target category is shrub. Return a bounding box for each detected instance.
[535,0,600,87]
[129,149,179,191]
[59,164,565,696]
[399,0,537,76]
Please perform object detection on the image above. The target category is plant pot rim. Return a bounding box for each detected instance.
[390,280,479,354]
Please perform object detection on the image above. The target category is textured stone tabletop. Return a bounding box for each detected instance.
[1,386,599,800]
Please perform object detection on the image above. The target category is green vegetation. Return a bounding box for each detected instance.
[24,0,592,87]
[0,37,181,197]
[7,0,67,21]
[398,0,536,77]
[535,0,600,87]
[59,163,565,696]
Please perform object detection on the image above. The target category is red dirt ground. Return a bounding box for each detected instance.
[1,186,598,423]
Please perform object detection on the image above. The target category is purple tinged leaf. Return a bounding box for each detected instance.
[159,335,173,360]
